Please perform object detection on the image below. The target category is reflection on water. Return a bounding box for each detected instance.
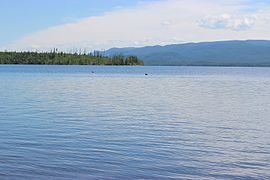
[0,65,270,179]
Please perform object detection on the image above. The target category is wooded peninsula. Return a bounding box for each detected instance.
[0,51,144,65]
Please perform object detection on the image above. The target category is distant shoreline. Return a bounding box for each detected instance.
[0,64,269,68]
[0,51,144,66]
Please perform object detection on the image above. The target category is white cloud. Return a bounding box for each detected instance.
[4,0,270,51]
[162,21,172,26]
[198,14,256,31]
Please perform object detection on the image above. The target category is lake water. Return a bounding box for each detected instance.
[0,65,270,179]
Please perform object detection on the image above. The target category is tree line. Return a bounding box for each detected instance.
[0,51,144,65]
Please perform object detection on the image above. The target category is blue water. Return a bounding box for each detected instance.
[0,65,270,179]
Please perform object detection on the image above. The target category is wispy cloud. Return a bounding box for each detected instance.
[4,0,270,51]
[198,14,257,31]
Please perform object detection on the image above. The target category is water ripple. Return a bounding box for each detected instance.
[0,65,270,179]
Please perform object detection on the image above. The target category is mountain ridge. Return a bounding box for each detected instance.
[105,40,270,66]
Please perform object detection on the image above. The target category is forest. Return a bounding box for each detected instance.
[0,50,144,65]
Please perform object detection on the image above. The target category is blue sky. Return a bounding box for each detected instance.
[1,0,270,51]
[0,0,144,45]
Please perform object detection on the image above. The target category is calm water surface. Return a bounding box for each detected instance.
[0,65,270,179]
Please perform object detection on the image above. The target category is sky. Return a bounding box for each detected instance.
[1,0,270,51]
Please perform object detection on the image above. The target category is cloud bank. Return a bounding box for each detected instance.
[4,0,270,51]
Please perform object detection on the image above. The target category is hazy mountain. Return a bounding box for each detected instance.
[105,40,270,66]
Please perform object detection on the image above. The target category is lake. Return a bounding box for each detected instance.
[0,65,270,179]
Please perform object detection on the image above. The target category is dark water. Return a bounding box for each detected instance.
[0,65,270,179]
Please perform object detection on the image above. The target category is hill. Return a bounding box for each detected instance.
[105,40,270,66]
